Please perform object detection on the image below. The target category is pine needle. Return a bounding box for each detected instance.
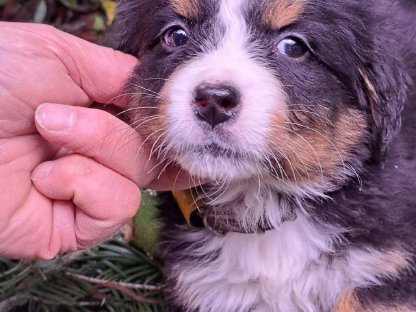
[0,237,166,312]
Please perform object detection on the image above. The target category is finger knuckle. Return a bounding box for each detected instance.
[63,155,94,178]
[114,186,141,221]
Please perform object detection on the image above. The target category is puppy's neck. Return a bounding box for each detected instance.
[197,178,327,233]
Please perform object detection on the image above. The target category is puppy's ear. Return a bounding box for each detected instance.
[358,40,410,161]
[114,0,139,55]
[115,0,155,56]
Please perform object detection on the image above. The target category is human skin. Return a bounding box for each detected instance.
[0,22,189,259]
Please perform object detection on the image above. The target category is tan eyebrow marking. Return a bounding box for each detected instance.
[263,0,306,29]
[170,0,199,19]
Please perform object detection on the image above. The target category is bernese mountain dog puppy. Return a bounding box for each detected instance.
[116,0,416,311]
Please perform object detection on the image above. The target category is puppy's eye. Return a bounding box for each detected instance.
[162,27,189,48]
[277,37,308,58]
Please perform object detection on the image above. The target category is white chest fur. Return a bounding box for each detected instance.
[171,215,395,312]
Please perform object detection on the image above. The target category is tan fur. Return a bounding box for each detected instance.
[263,0,306,29]
[170,0,199,19]
[359,68,380,126]
[359,68,378,104]
[333,250,413,312]
[333,289,415,312]
[128,82,169,158]
[333,290,364,312]
[269,107,367,184]
[378,251,412,277]
[334,108,368,156]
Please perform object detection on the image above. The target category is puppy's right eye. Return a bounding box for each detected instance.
[162,27,189,48]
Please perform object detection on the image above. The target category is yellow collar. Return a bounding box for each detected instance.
[172,189,202,225]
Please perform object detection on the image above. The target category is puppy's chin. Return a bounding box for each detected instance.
[175,149,260,182]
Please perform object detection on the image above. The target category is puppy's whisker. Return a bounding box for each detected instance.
[258,153,280,180]
[188,175,203,213]
[268,143,300,183]
[172,166,184,192]
[264,147,288,181]
[130,116,162,129]
[149,154,172,180]
[271,124,324,182]
[143,77,169,82]
[115,87,165,100]
[116,107,158,117]
[105,92,147,105]
[254,162,264,198]
[149,130,167,159]
[137,128,166,161]
[284,109,335,128]
[203,178,228,204]
[156,159,175,180]
[145,131,168,172]
[154,136,170,160]
[270,135,313,183]
[285,121,346,176]
[131,92,165,100]
[146,149,171,176]
[263,148,291,186]
[128,82,166,99]
[286,103,332,112]
[207,180,229,206]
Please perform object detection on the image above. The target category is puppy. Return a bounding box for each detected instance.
[116,0,416,311]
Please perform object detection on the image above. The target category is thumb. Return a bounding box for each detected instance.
[34,103,197,191]
[35,103,156,187]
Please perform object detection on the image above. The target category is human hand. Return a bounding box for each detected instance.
[0,22,189,259]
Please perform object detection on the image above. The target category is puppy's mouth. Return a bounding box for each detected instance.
[170,139,264,182]
[193,143,240,158]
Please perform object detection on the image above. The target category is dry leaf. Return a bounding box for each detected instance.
[100,0,116,25]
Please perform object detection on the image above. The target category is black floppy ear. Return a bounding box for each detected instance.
[115,0,162,56]
[358,44,410,161]
[114,0,142,55]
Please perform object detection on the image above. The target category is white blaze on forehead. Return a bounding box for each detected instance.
[163,0,287,181]
[218,0,248,46]
[209,0,250,76]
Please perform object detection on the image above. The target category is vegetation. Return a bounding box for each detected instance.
[0,0,116,44]
[0,237,166,311]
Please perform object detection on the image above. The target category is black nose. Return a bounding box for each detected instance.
[193,83,240,128]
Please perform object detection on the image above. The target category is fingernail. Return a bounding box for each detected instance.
[35,104,76,131]
[31,161,54,180]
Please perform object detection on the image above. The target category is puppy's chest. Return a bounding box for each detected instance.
[168,215,390,312]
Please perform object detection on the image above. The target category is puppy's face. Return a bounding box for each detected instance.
[118,0,406,192]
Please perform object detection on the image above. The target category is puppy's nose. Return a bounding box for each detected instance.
[193,83,240,128]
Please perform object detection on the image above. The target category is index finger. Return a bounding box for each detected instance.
[1,22,138,107]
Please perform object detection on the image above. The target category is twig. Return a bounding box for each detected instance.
[66,272,164,291]
[66,272,164,304]
[111,286,163,305]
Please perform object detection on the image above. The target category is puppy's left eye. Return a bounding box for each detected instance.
[162,27,189,48]
[277,37,308,58]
